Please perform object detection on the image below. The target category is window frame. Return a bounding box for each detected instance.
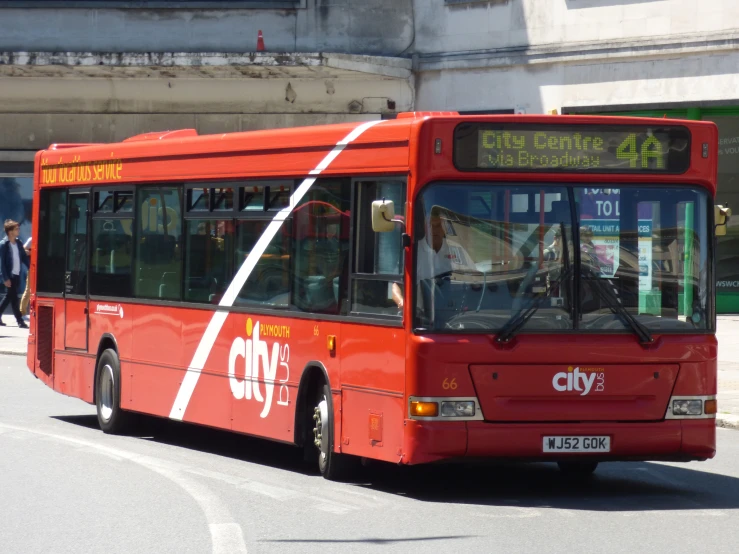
[348,176,408,321]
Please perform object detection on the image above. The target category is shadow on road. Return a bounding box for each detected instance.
[52,414,739,513]
[53,413,315,475]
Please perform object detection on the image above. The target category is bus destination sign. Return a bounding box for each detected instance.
[453,123,691,173]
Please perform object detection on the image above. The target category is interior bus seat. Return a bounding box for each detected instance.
[93,232,132,274]
[186,276,218,303]
[159,271,179,299]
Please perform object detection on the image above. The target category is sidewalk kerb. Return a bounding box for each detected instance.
[716,414,739,430]
[0,350,26,357]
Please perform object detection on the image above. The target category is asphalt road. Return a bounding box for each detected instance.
[2,354,739,554]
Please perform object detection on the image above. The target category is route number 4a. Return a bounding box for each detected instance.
[616,133,665,169]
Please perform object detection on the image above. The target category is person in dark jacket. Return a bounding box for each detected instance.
[0,219,30,328]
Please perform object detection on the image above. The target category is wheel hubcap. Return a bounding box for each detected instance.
[99,364,114,422]
[313,396,329,464]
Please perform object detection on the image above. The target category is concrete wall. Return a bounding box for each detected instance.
[415,49,739,114]
[0,0,414,55]
[414,0,739,53]
[413,0,739,114]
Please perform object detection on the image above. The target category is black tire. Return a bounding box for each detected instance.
[312,382,356,481]
[95,348,130,434]
[557,461,599,476]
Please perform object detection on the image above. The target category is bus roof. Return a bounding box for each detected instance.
[35,113,718,194]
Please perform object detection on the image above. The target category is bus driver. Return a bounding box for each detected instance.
[417,207,453,281]
[391,207,453,310]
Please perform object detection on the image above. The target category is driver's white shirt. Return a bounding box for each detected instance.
[417,238,453,281]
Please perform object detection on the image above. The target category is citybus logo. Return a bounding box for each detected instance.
[552,366,605,396]
[228,318,290,418]
[94,303,124,318]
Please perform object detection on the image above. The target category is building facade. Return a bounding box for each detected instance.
[2,0,738,311]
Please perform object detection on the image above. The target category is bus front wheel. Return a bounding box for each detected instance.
[312,383,355,481]
[95,349,130,434]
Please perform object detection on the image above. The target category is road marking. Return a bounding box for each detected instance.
[240,481,300,501]
[169,119,384,421]
[470,507,542,519]
[210,524,247,554]
[0,422,247,554]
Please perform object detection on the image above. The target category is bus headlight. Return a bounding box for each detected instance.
[665,395,716,419]
[673,399,703,416]
[408,396,483,421]
[441,401,475,417]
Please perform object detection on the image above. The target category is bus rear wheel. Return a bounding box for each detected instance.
[557,461,599,476]
[95,349,130,434]
[312,383,355,481]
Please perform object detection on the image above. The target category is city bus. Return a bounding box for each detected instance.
[26,113,730,479]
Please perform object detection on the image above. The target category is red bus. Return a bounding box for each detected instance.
[26,113,729,479]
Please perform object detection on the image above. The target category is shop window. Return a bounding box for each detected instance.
[703,116,739,298]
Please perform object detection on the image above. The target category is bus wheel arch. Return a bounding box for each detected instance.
[93,334,119,406]
[294,362,331,450]
[93,334,131,435]
[294,362,355,480]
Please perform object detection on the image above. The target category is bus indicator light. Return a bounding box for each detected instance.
[410,401,439,417]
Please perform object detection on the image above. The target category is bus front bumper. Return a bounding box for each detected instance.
[403,419,716,465]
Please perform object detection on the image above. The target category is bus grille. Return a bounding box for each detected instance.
[37,306,53,376]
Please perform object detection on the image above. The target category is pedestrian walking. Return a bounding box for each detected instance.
[0,219,30,328]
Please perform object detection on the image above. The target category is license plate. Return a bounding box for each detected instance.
[542,436,610,453]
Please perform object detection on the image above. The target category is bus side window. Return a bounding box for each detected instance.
[135,187,182,301]
[352,180,406,317]
[291,178,351,315]
[90,190,134,298]
[233,218,290,308]
[184,220,232,304]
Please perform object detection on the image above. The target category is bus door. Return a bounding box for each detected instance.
[64,192,90,351]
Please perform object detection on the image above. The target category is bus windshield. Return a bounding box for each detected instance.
[413,183,711,334]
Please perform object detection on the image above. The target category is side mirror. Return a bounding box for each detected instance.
[715,204,731,237]
[371,199,397,233]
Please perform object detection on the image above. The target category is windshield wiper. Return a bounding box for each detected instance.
[582,268,653,345]
[495,266,573,343]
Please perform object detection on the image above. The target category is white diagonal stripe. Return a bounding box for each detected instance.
[169,119,384,420]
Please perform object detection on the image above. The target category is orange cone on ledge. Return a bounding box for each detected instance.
[257,30,265,52]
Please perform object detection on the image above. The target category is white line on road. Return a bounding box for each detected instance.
[0,422,248,554]
[470,507,542,519]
